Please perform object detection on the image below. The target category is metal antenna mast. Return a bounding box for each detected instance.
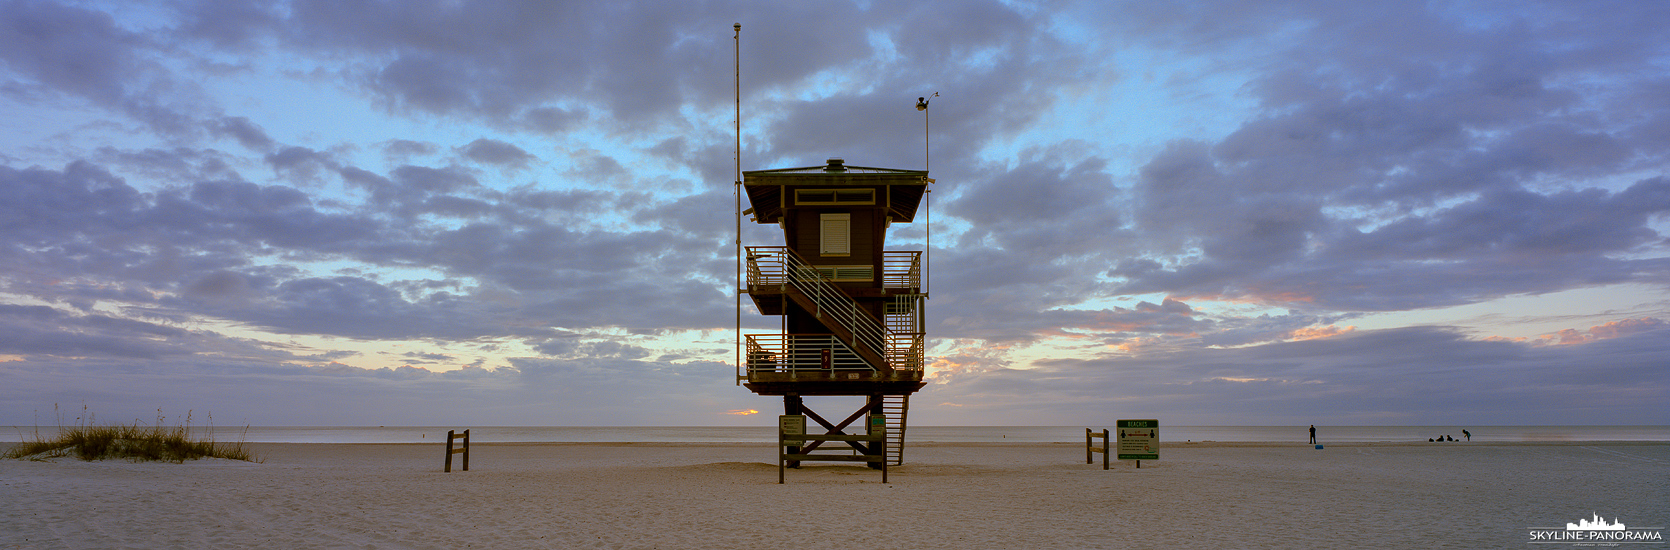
[916,92,936,296]
[734,23,742,386]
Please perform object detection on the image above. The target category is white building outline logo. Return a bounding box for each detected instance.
[1568,512,1626,531]
[1527,513,1664,545]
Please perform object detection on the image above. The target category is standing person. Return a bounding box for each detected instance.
[1309,425,1316,444]
[1462,429,1471,441]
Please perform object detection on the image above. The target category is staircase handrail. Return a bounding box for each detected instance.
[747,246,888,369]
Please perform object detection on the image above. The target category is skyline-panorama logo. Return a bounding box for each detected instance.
[1528,513,1664,545]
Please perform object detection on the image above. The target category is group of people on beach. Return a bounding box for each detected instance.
[1430,429,1470,442]
[1307,425,1474,443]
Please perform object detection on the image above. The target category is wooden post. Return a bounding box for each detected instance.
[875,391,888,468]
[444,429,470,472]
[1102,428,1110,470]
[784,395,803,468]
[1086,428,1110,470]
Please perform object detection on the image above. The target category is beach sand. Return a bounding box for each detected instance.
[3,441,1666,549]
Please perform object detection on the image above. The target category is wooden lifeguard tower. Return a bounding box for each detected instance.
[739,157,930,467]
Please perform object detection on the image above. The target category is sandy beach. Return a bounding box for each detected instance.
[3,441,1666,549]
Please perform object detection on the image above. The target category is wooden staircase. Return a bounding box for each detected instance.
[778,279,891,373]
[882,394,909,465]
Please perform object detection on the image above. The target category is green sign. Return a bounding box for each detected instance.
[1116,419,1159,460]
[779,415,805,447]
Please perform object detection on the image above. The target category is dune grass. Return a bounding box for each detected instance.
[6,407,260,463]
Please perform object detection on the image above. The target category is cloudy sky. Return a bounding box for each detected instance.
[2,0,1666,428]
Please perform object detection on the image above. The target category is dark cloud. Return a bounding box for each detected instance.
[0,1,142,107]
[174,0,283,50]
[211,116,276,151]
[457,138,535,168]
[0,304,186,360]
[382,139,439,159]
[915,323,1670,425]
[1,0,1667,426]
[0,0,209,134]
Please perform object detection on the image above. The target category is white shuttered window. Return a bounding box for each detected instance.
[820,213,850,256]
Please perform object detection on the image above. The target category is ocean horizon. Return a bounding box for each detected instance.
[6,425,1666,444]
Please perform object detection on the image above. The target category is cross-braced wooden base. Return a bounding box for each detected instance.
[781,394,885,470]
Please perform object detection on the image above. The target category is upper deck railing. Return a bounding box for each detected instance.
[883,251,922,289]
[747,247,921,290]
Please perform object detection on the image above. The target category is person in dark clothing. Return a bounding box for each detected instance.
[1462,429,1471,441]
[1309,425,1316,444]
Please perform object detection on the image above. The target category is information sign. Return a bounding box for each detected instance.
[779,415,805,447]
[1116,419,1159,460]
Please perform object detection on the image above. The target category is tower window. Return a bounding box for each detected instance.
[797,188,874,205]
[820,213,850,256]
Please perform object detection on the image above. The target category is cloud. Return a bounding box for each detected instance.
[457,138,535,169]
[913,322,1670,425]
[211,116,276,151]
[1535,317,1666,346]
[1,0,1667,427]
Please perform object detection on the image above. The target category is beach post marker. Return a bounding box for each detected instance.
[778,415,804,484]
[1086,428,1110,470]
[444,429,470,472]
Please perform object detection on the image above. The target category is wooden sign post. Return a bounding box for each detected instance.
[1086,428,1110,470]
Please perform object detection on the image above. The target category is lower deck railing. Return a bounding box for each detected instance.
[745,333,926,377]
[746,334,870,373]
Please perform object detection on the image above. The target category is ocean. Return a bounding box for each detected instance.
[6,425,1666,444]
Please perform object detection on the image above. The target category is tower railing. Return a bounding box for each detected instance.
[882,251,922,289]
[744,333,925,375]
[745,334,870,374]
[747,246,887,367]
[747,248,922,290]
[745,247,924,374]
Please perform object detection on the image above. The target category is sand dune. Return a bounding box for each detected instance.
[3,441,1665,549]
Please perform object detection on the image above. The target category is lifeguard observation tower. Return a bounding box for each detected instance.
[739,157,930,466]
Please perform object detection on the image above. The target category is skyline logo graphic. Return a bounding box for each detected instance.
[1568,512,1626,531]
[1528,513,1664,545]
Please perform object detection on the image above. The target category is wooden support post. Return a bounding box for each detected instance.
[875,391,888,468]
[1086,427,1110,470]
[444,429,470,472]
[1103,428,1110,470]
[784,395,803,468]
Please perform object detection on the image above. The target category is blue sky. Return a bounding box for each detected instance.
[1,0,1666,427]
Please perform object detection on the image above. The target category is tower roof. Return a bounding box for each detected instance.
[742,158,931,224]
